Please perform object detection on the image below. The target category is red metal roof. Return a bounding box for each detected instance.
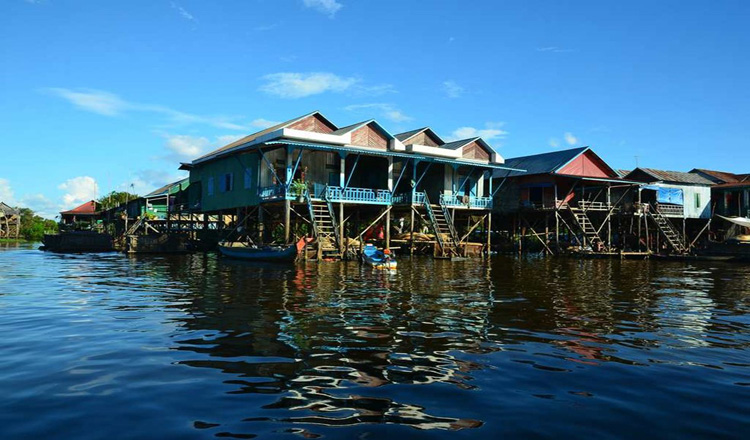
[60,200,99,215]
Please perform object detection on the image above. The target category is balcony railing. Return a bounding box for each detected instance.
[326,186,391,204]
[440,194,493,209]
[259,183,391,204]
[393,192,426,205]
[258,184,287,201]
[656,203,684,217]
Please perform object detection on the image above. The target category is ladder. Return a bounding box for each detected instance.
[568,205,604,249]
[647,207,687,254]
[439,195,461,245]
[306,188,340,259]
[423,192,457,257]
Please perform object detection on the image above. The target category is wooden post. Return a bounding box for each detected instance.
[385,207,391,249]
[258,206,264,245]
[486,212,492,255]
[409,206,415,255]
[339,202,344,255]
[284,199,291,244]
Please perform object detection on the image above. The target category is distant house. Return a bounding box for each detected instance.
[493,146,624,213]
[624,168,713,219]
[60,200,101,225]
[689,168,750,218]
[0,202,20,238]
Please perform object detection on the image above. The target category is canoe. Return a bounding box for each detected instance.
[218,237,309,263]
[218,243,298,262]
[362,244,397,270]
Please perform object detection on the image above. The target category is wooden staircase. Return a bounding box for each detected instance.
[647,207,687,254]
[423,192,458,258]
[306,189,341,259]
[567,206,604,249]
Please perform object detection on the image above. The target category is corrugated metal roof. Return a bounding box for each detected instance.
[440,138,478,150]
[394,127,428,142]
[332,120,372,135]
[61,200,99,215]
[631,168,714,185]
[689,168,746,184]
[263,141,523,171]
[0,202,19,215]
[493,147,588,178]
[145,178,189,198]
[193,110,332,163]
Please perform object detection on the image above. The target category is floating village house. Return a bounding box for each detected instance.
[179,111,518,258]
[0,202,20,239]
[689,168,750,240]
[60,200,102,226]
[492,147,636,252]
[622,168,713,253]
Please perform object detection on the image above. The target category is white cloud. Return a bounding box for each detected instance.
[0,178,15,204]
[46,88,127,116]
[302,0,343,17]
[21,194,61,220]
[165,135,210,159]
[250,118,280,129]
[564,132,578,145]
[536,46,574,53]
[58,176,99,207]
[45,88,259,131]
[171,2,196,22]
[344,103,413,123]
[442,80,464,98]
[259,72,358,98]
[549,138,560,148]
[121,170,188,196]
[216,134,245,145]
[447,122,508,142]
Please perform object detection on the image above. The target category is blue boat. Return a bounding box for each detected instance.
[218,237,309,262]
[362,244,397,270]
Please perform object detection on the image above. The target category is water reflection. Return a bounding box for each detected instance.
[1,245,748,439]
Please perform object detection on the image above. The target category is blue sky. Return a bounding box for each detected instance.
[1,0,749,218]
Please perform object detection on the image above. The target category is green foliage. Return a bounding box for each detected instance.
[289,179,308,197]
[18,208,58,241]
[98,191,138,210]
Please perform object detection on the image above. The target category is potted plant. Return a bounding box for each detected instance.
[290,179,308,202]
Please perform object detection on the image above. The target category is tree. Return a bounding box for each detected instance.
[17,208,57,241]
[98,191,138,210]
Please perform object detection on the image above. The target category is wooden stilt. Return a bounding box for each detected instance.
[284,199,291,244]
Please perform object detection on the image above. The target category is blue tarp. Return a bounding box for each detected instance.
[645,185,684,205]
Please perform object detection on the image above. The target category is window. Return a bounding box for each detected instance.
[219,173,233,193]
[328,172,339,186]
[207,177,214,196]
[244,167,253,189]
[695,193,701,209]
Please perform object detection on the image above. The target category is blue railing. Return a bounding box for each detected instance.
[258,184,286,200]
[393,192,426,205]
[326,186,391,205]
[440,193,493,209]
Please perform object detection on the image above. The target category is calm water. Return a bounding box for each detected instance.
[0,242,748,439]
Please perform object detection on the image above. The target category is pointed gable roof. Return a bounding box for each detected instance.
[689,168,749,184]
[497,147,617,179]
[61,200,100,215]
[500,147,588,177]
[193,110,336,163]
[333,119,395,139]
[0,202,19,215]
[625,168,714,185]
[394,127,444,146]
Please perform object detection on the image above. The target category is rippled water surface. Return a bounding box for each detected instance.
[0,242,748,439]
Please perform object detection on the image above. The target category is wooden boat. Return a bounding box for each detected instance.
[218,237,308,262]
[41,231,114,253]
[362,244,397,269]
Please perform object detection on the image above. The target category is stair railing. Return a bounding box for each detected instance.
[423,192,445,251]
[439,195,460,245]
